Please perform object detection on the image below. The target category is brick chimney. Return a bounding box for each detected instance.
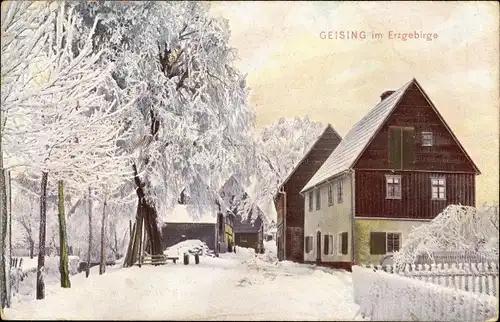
[380,90,395,101]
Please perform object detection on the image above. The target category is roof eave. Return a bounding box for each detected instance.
[300,169,352,193]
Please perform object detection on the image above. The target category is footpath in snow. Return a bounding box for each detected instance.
[4,241,363,320]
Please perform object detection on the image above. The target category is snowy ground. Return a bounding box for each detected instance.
[4,241,363,320]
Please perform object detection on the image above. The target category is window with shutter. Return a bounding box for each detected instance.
[341,232,348,255]
[328,235,333,254]
[316,188,321,210]
[308,191,313,212]
[388,127,402,168]
[402,128,415,168]
[370,232,387,255]
[337,179,343,203]
[328,184,333,206]
[324,235,329,255]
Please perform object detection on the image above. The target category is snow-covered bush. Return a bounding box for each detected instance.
[393,204,499,269]
[353,265,498,321]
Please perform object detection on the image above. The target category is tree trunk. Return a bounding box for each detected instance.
[99,197,107,275]
[36,171,48,300]
[86,187,92,278]
[57,181,71,288]
[123,164,164,267]
[129,164,163,260]
[29,239,34,259]
[8,171,12,306]
[0,97,7,309]
[123,222,136,267]
[0,168,8,308]
[131,203,143,265]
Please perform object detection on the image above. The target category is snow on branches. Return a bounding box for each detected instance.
[2,1,136,195]
[253,116,325,203]
[393,204,500,268]
[72,1,256,218]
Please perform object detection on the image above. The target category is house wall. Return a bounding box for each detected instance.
[283,126,342,262]
[161,223,216,251]
[354,218,430,265]
[304,173,353,265]
[275,193,285,260]
[355,83,478,173]
[355,171,475,219]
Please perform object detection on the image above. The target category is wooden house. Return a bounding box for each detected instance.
[161,204,222,253]
[301,78,480,269]
[275,124,342,262]
[161,177,241,255]
[233,207,265,253]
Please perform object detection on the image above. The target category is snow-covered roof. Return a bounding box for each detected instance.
[163,204,217,224]
[276,124,340,194]
[301,79,413,192]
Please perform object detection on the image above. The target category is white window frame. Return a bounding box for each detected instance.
[337,179,343,203]
[337,233,343,256]
[328,183,333,206]
[315,188,321,210]
[308,191,313,212]
[386,175,402,199]
[386,232,402,254]
[431,177,446,200]
[421,131,434,147]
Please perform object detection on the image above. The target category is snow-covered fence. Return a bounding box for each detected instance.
[414,250,499,266]
[361,262,499,297]
[353,265,499,321]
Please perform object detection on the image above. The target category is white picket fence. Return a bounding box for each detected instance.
[361,262,499,298]
[353,265,499,321]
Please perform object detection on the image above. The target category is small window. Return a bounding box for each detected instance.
[308,191,313,212]
[315,188,321,210]
[240,236,247,243]
[422,132,433,147]
[431,177,446,200]
[370,232,402,254]
[387,233,401,253]
[328,183,333,206]
[337,179,343,203]
[386,175,401,199]
[305,236,313,253]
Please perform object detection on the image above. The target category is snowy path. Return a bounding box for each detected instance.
[5,250,362,320]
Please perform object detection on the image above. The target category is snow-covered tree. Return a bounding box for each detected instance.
[252,116,325,207]
[2,0,137,298]
[70,1,256,261]
[393,204,500,268]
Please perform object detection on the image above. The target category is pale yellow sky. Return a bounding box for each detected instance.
[209,1,499,204]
